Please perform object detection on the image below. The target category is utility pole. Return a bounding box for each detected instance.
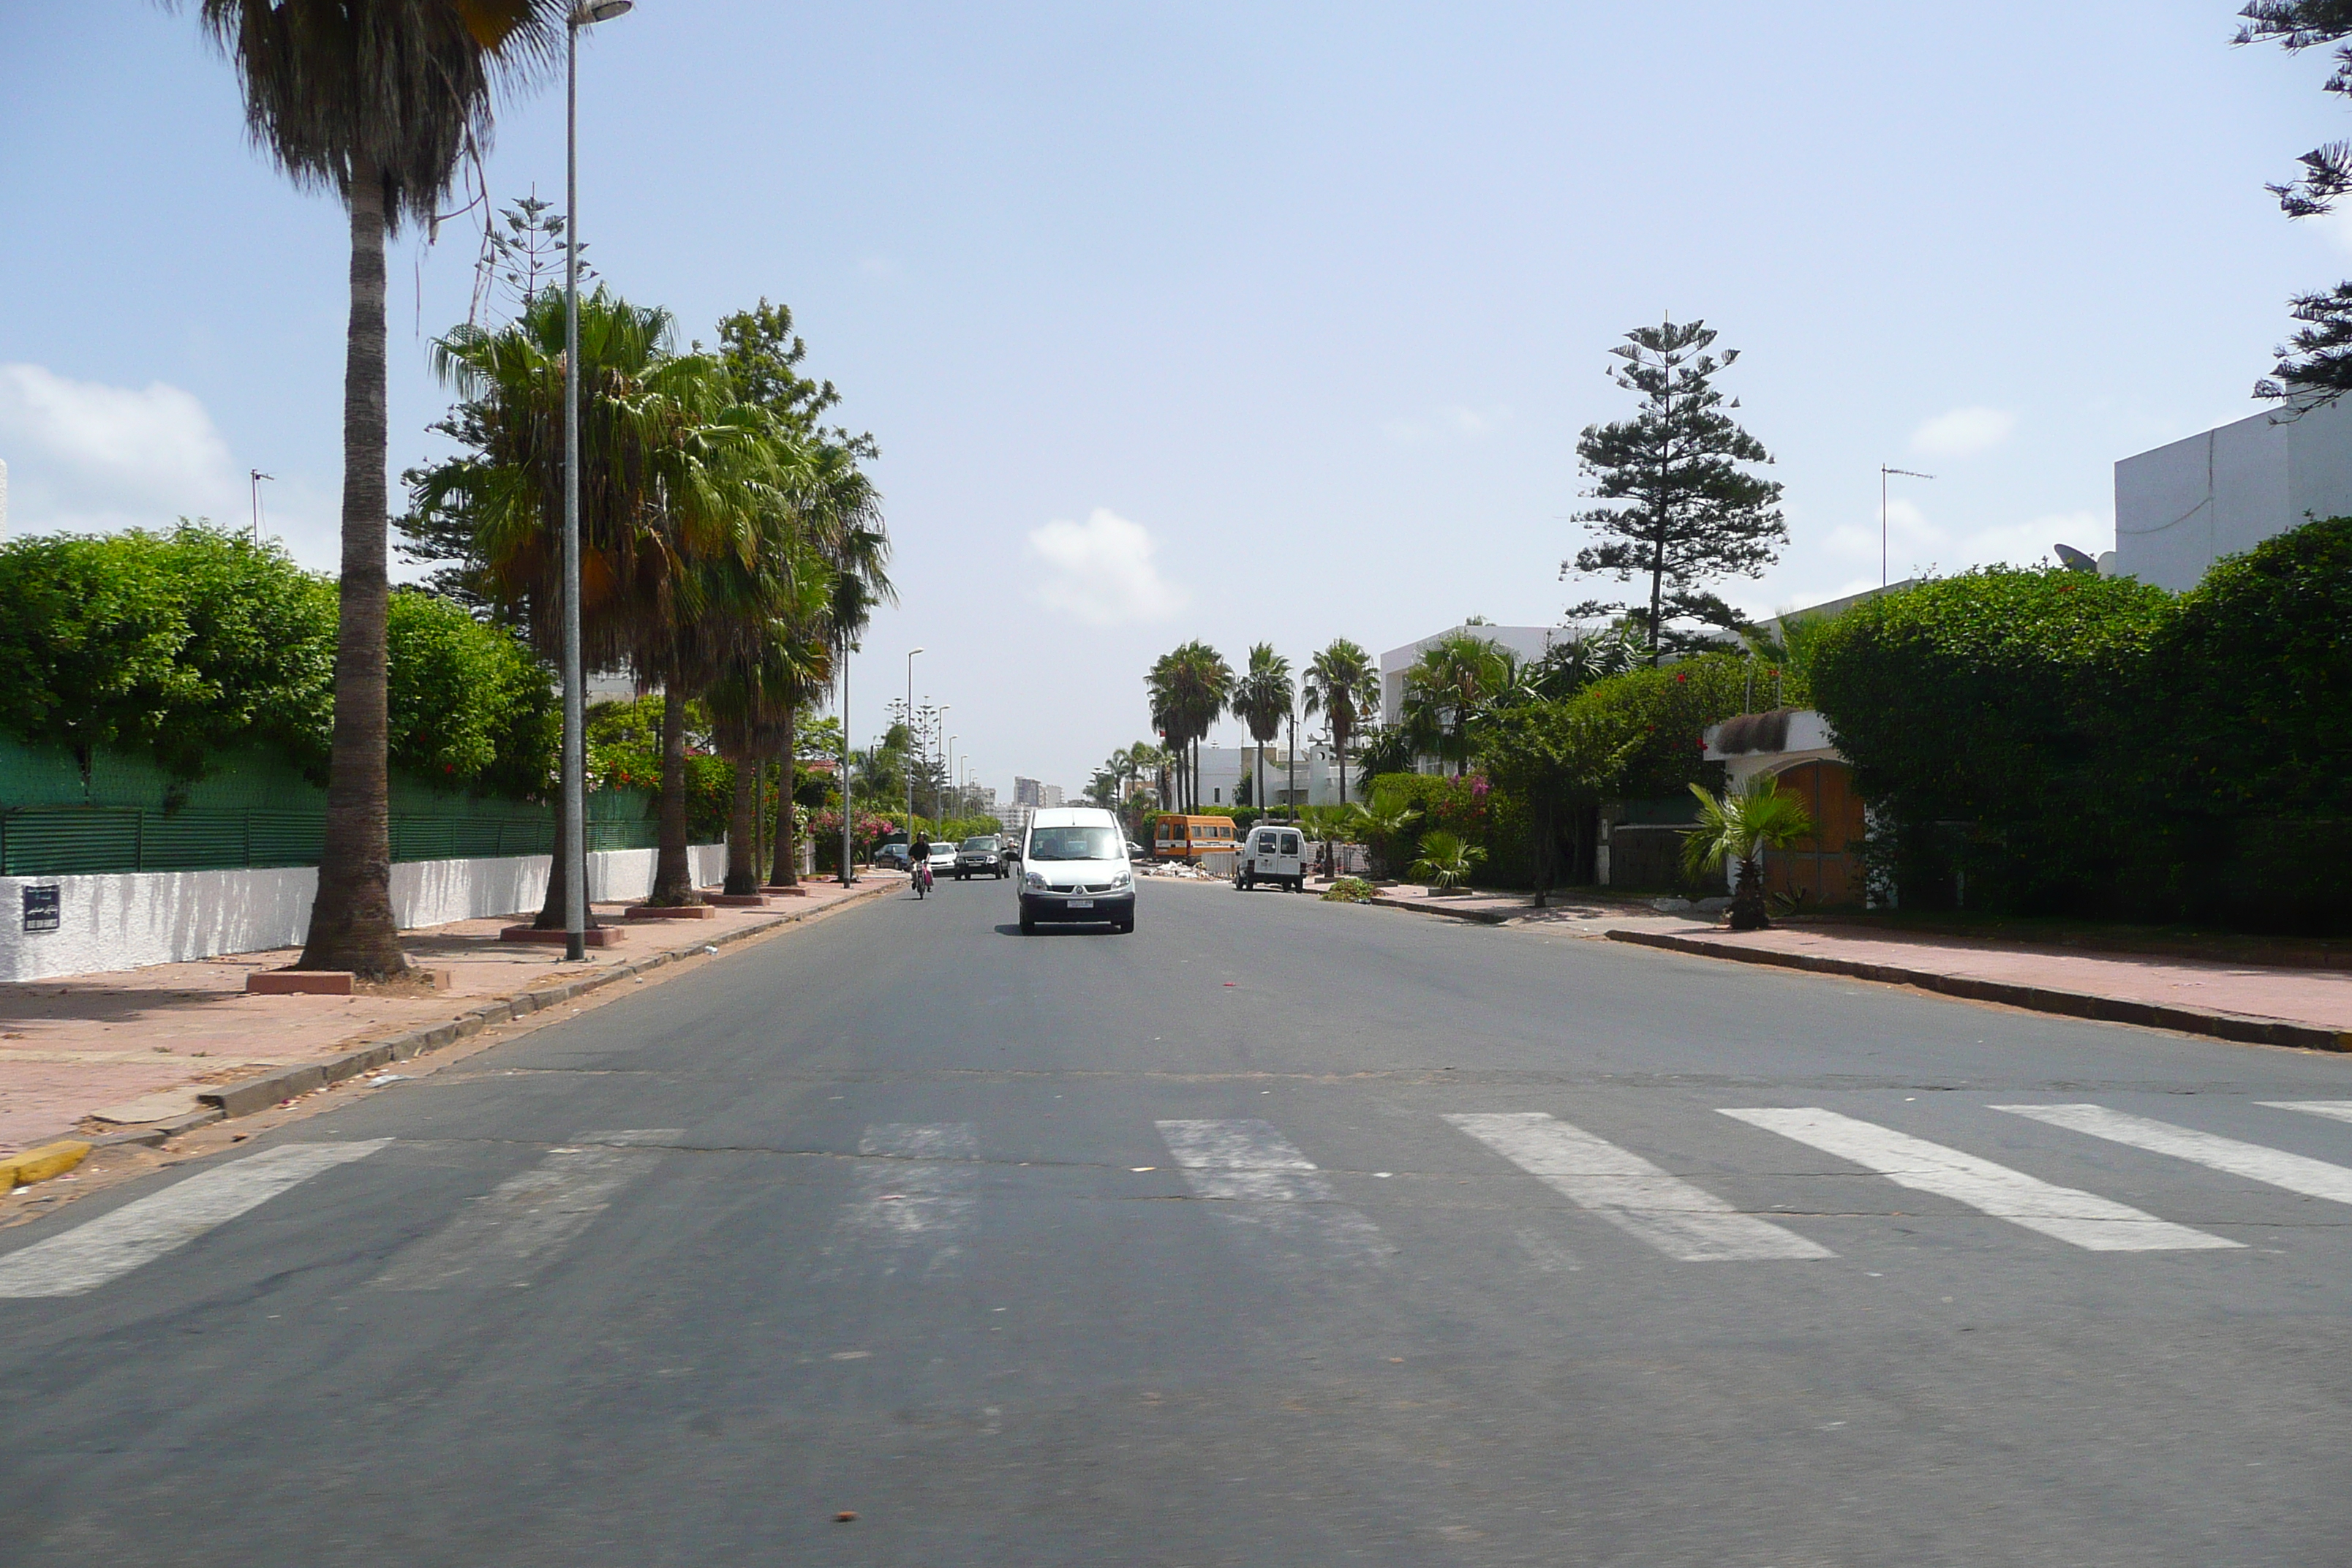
[248,470,274,544]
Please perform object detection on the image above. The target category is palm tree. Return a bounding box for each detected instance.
[1681,774,1816,931]
[181,0,564,977]
[1231,644,1292,817]
[1144,642,1232,811]
[1302,638,1380,804]
[773,444,890,889]
[412,289,777,912]
[1402,635,1513,777]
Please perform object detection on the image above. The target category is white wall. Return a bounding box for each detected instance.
[0,842,728,983]
[2113,397,2352,590]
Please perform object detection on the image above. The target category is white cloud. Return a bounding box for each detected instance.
[1908,404,2016,460]
[1025,508,1188,626]
[0,362,239,532]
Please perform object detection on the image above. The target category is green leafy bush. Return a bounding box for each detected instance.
[1321,875,1377,902]
[0,526,555,799]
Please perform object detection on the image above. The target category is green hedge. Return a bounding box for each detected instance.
[0,525,557,800]
[1809,519,2352,927]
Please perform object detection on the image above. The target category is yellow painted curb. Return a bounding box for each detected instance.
[1,1140,92,1190]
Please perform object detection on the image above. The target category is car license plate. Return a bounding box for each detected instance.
[1066,898,1094,909]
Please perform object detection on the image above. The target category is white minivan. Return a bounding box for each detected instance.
[1017,806,1137,934]
[1238,823,1307,892]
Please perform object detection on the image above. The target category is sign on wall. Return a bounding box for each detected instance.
[21,885,59,934]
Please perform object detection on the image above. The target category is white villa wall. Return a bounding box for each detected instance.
[2113,397,2352,590]
[0,842,727,983]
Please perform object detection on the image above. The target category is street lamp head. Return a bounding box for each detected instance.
[573,0,632,24]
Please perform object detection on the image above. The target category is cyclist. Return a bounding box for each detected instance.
[910,832,932,897]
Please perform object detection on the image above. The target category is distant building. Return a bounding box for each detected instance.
[1013,777,1063,809]
[1191,744,1346,809]
[2112,396,2352,590]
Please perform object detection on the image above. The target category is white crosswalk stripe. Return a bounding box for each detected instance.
[372,1130,679,1291]
[1722,1107,2240,1251]
[1994,1104,2352,1207]
[1157,1119,1393,1266]
[0,1140,393,1299]
[2263,1100,2352,1128]
[1446,1112,1833,1262]
[815,1123,981,1281]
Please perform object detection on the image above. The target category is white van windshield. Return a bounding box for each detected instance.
[1028,826,1123,862]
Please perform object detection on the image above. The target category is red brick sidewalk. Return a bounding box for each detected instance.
[0,876,897,1158]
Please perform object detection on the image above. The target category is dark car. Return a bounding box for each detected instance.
[954,834,1006,879]
[872,843,912,872]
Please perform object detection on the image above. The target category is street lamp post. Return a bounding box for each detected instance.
[947,736,957,819]
[904,649,923,844]
[838,644,854,886]
[1879,465,1933,589]
[561,0,633,962]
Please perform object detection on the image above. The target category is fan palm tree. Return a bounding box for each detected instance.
[1231,644,1292,817]
[411,288,778,913]
[771,443,889,889]
[1410,828,1485,892]
[1302,638,1380,804]
[180,0,564,977]
[1681,774,1817,931]
[1144,641,1232,811]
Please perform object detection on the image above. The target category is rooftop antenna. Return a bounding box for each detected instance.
[249,469,275,544]
[1879,466,1933,587]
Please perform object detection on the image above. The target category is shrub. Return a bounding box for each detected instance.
[1321,875,1377,903]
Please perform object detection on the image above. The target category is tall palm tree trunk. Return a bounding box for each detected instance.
[651,685,700,904]
[299,157,406,979]
[723,747,760,894]
[767,706,800,887]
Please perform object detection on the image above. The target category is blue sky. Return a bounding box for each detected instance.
[3,3,2346,798]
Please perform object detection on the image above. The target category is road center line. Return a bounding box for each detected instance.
[1445,1112,1833,1262]
[1722,1107,2239,1251]
[1995,1103,2352,1207]
[0,1140,393,1299]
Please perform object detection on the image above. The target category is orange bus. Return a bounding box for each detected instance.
[1153,814,1237,862]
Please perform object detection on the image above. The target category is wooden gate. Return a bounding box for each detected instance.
[1762,761,1866,908]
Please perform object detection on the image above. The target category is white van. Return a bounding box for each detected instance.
[1237,822,1306,892]
[1017,806,1137,934]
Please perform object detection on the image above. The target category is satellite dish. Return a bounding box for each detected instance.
[2054,543,2098,573]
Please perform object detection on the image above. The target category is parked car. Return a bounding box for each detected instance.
[874,843,912,872]
[1016,806,1135,934]
[1237,823,1306,892]
[955,834,1006,879]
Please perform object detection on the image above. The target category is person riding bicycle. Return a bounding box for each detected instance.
[910,832,933,896]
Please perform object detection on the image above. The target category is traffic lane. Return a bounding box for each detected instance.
[3,878,2350,1564]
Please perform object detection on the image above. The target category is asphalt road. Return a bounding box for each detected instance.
[4,875,2352,1567]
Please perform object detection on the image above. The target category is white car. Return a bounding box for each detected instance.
[1017,806,1136,934]
[924,842,960,880]
[1237,823,1306,892]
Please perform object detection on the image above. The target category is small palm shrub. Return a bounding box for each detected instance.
[1411,829,1485,891]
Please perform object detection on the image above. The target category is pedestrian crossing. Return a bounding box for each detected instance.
[4,1099,2352,1300]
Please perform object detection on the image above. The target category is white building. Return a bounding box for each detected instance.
[1012,777,1063,809]
[1378,623,1575,735]
[1188,743,1347,809]
[2112,396,2352,591]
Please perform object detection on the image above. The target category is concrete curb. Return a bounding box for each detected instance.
[1,1139,92,1190]
[1365,893,1520,926]
[1605,929,2352,1054]
[175,880,894,1128]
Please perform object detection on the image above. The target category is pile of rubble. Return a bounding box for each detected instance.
[1135,862,1221,880]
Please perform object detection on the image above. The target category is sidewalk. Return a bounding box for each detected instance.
[0,875,899,1158]
[1313,877,2352,1053]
